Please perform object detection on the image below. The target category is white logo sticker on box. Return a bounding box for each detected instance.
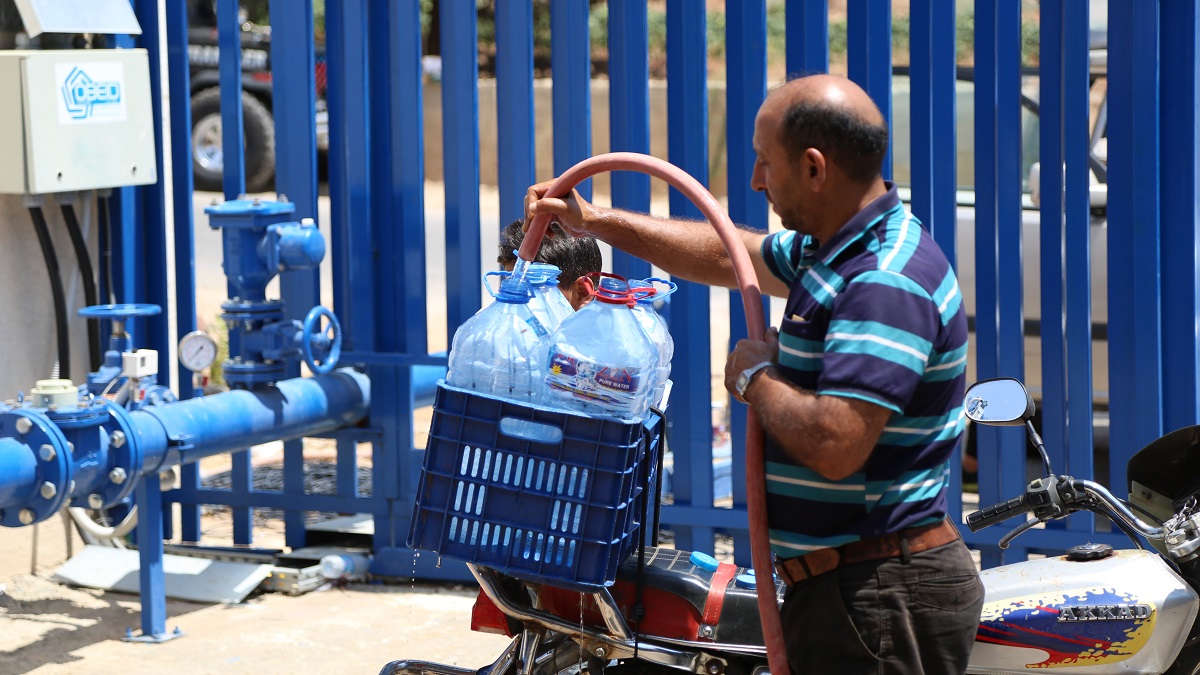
[56,62,127,125]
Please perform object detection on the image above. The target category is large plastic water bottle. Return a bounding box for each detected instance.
[541,274,657,420]
[320,552,371,581]
[446,272,548,403]
[526,263,575,330]
[629,278,676,408]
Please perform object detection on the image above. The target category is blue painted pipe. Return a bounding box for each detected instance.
[0,370,369,520]
[131,369,369,473]
[0,438,37,509]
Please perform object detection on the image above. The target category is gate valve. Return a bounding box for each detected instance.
[78,304,163,396]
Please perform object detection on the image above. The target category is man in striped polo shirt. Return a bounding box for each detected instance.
[526,74,982,673]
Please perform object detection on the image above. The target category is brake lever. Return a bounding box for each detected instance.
[999,517,1042,549]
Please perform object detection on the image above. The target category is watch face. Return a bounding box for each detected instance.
[179,331,218,372]
[736,371,751,395]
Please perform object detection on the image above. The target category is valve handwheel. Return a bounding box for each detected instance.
[302,306,342,375]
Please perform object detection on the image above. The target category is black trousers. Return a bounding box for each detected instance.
[780,538,984,674]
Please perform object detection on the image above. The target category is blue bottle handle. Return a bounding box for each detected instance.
[482,271,509,299]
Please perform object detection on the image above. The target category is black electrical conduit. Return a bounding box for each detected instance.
[28,206,70,381]
[98,194,116,304]
[61,202,101,372]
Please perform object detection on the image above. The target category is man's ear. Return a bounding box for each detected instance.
[804,147,828,191]
[568,276,593,310]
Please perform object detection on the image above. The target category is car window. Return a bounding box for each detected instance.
[892,74,1040,195]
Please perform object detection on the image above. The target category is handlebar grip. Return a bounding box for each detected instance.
[966,495,1031,532]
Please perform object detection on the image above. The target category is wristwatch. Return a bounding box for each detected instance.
[734,361,774,403]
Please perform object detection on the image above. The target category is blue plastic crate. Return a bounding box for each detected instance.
[408,383,662,591]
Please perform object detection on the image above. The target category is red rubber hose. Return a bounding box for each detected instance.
[523,152,789,674]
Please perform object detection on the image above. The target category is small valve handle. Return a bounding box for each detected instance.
[302,306,343,375]
[78,303,162,320]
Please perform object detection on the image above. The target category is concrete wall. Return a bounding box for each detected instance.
[423,79,732,201]
[0,194,96,396]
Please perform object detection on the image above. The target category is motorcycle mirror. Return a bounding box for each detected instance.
[963,377,1036,427]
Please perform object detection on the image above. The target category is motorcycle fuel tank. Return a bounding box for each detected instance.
[967,549,1198,673]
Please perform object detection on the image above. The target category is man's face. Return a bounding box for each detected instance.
[751,100,811,234]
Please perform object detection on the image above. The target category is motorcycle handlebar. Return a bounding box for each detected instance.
[965,477,1166,540]
[966,494,1031,532]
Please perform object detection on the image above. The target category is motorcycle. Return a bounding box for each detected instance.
[962,377,1200,674]
[382,377,1200,674]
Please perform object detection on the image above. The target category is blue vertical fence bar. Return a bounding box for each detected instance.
[787,0,828,76]
[368,0,426,575]
[1038,0,1067,491]
[1062,0,1094,517]
[1108,0,1162,495]
[216,0,245,200]
[551,2,593,203]
[495,2,535,225]
[909,0,960,514]
[130,0,171,635]
[908,0,956,258]
[328,0,374,358]
[846,0,892,179]
[441,1,482,334]
[726,0,768,567]
[971,2,1003,567]
[994,0,1027,562]
[607,0,651,282]
[1159,1,1200,433]
[663,0,713,555]
[128,0,170,373]
[216,0,251,544]
[270,0,321,548]
[165,0,201,542]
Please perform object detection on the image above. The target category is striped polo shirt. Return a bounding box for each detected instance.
[760,184,967,557]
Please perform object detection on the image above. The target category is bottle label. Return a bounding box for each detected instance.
[525,314,549,337]
[546,351,642,408]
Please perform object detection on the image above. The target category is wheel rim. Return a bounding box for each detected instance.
[193,114,224,172]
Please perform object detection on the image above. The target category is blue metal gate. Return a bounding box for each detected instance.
[117,0,1200,575]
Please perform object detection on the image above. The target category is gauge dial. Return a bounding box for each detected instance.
[178,331,218,372]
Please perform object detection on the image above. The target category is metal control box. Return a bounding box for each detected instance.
[0,49,157,194]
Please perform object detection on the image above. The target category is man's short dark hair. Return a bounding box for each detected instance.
[778,98,889,184]
[498,220,603,289]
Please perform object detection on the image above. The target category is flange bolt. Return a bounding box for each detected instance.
[18,509,35,525]
[15,418,32,435]
[110,430,126,448]
[593,647,606,658]
[88,494,104,509]
[39,482,56,499]
[109,468,128,485]
[38,444,55,462]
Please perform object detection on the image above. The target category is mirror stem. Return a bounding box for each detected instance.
[1027,419,1052,476]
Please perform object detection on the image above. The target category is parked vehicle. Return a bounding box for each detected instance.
[381,377,1200,674]
[186,0,328,193]
[892,34,1111,454]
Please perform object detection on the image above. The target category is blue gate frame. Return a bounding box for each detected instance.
[117,0,1200,575]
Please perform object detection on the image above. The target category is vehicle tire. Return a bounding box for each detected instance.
[190,87,276,193]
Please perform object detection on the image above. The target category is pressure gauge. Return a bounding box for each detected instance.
[178,331,218,372]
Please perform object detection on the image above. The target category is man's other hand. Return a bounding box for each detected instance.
[725,326,780,396]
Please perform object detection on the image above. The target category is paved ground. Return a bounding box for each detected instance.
[0,469,513,675]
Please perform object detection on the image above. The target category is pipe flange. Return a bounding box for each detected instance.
[95,401,141,508]
[0,411,72,526]
[45,397,110,430]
